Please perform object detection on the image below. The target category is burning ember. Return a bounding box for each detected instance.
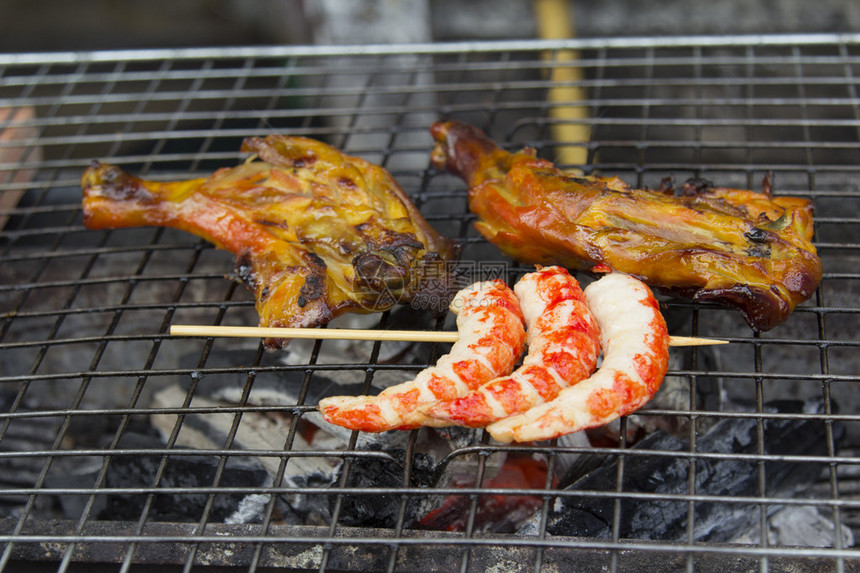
[419,453,549,533]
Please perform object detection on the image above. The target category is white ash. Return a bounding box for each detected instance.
[207,384,408,450]
[769,505,855,548]
[225,494,271,525]
[550,430,591,481]
[150,385,341,486]
[730,505,855,548]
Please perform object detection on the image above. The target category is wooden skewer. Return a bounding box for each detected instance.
[667,335,728,347]
[169,324,727,347]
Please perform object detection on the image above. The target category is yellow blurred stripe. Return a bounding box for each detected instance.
[534,0,590,172]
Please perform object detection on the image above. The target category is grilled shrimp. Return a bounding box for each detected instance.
[425,266,600,427]
[487,272,670,443]
[318,280,526,432]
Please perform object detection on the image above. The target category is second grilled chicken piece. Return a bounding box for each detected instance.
[430,120,822,332]
[82,135,459,347]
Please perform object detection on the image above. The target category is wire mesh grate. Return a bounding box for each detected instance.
[1,35,860,572]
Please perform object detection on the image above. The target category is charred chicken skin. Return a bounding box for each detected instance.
[82,135,459,347]
[430,120,822,332]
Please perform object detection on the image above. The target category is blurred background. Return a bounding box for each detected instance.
[1,0,859,52]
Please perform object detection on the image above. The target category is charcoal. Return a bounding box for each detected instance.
[98,432,272,524]
[177,349,364,407]
[281,464,341,526]
[632,337,723,436]
[546,430,592,485]
[332,445,435,528]
[44,455,106,520]
[526,399,840,542]
[150,384,343,487]
[418,452,548,534]
[152,366,416,527]
[0,388,67,519]
[175,348,416,447]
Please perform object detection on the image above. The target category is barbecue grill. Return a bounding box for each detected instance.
[1,34,859,572]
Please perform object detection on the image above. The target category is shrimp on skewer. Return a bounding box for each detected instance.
[318,280,526,432]
[487,272,670,443]
[425,266,600,427]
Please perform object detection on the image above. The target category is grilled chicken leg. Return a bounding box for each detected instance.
[430,120,822,331]
[82,135,459,347]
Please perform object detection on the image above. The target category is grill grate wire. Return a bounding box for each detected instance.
[1,35,860,572]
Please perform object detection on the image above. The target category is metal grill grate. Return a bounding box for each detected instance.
[1,35,859,572]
